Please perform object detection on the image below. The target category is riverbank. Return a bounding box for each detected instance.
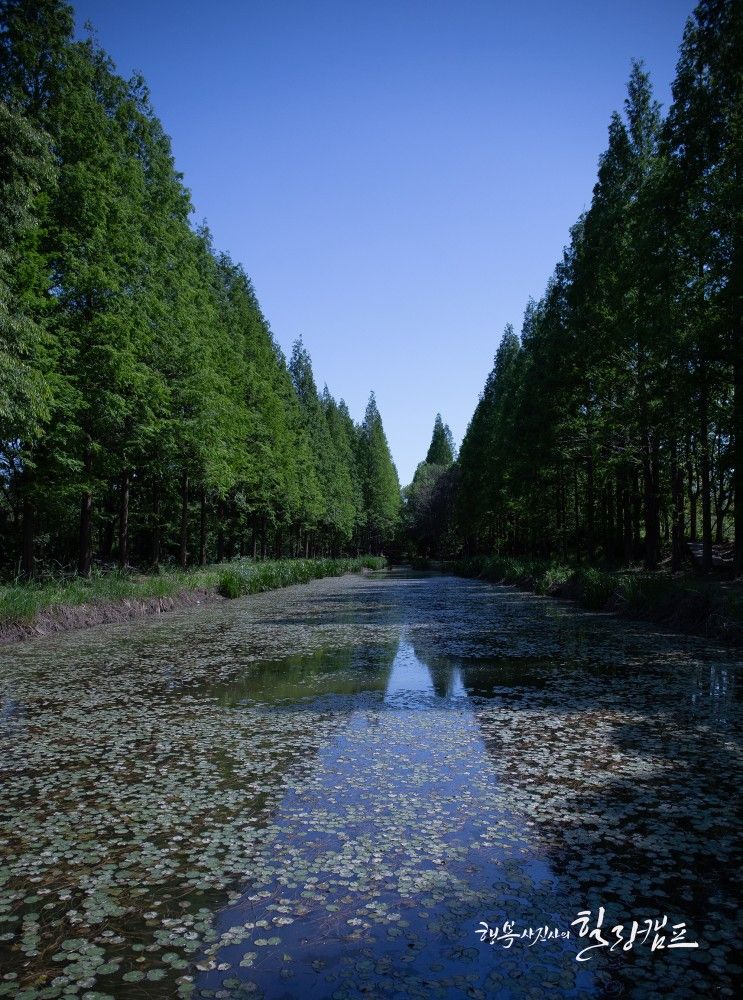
[443,555,743,647]
[0,556,385,644]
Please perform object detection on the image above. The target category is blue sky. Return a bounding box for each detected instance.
[75,0,693,485]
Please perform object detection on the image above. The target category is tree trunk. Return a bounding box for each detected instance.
[699,384,713,572]
[199,487,207,566]
[671,442,684,573]
[731,164,742,576]
[642,435,660,571]
[179,472,189,569]
[152,481,161,569]
[733,330,742,574]
[573,462,581,563]
[686,435,698,542]
[619,465,632,565]
[715,508,725,545]
[559,464,568,560]
[101,520,114,563]
[586,451,595,563]
[605,479,615,564]
[216,501,225,563]
[100,487,115,562]
[78,443,93,577]
[632,469,642,560]
[21,489,34,580]
[118,469,130,569]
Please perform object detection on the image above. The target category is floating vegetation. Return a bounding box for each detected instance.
[0,570,740,998]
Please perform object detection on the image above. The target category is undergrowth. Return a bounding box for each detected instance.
[0,557,385,628]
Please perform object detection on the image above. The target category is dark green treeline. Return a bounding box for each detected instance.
[403,415,458,558]
[0,0,401,578]
[413,0,740,574]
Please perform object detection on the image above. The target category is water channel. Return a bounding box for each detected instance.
[0,569,740,999]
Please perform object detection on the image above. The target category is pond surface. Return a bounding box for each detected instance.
[0,569,740,1000]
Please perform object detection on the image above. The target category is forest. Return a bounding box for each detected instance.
[406,0,741,577]
[1,0,740,585]
[0,4,739,996]
[0,0,401,580]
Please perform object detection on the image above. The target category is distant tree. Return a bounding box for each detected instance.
[403,413,458,557]
[425,413,455,465]
[289,340,357,553]
[358,392,400,553]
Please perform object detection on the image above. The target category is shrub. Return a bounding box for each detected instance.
[574,568,616,610]
[217,557,384,599]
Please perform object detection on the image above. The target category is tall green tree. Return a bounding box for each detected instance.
[358,393,400,553]
[666,0,742,573]
[0,101,54,577]
[425,413,455,465]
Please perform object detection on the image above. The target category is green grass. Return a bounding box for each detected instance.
[216,556,384,599]
[444,554,743,639]
[0,557,385,629]
[573,567,618,610]
[445,555,577,596]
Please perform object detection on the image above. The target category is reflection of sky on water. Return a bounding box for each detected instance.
[383,641,435,705]
[196,638,593,999]
[0,569,739,999]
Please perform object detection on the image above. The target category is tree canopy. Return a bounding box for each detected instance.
[425,1,740,572]
[0,0,401,577]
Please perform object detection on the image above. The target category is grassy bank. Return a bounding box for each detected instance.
[444,555,743,645]
[216,556,385,598]
[0,557,385,636]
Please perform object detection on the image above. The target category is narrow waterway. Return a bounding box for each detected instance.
[0,570,740,999]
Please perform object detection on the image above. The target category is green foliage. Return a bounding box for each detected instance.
[452,3,739,574]
[0,1,401,578]
[425,413,455,466]
[357,393,401,553]
[217,556,384,599]
[0,99,54,442]
[446,555,741,638]
[0,557,385,627]
[573,568,618,610]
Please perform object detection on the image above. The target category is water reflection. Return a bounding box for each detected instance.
[214,645,398,709]
[0,569,739,999]
[195,640,588,999]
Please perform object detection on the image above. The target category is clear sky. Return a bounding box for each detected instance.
[74,0,694,486]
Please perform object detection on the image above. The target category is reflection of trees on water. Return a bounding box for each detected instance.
[405,639,461,699]
[408,636,548,701]
[210,639,400,811]
[214,641,399,708]
[688,662,741,728]
[407,628,740,995]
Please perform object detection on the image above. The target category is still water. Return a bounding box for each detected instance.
[0,569,740,999]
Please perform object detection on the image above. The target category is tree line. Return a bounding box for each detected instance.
[0,0,401,579]
[406,0,741,575]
